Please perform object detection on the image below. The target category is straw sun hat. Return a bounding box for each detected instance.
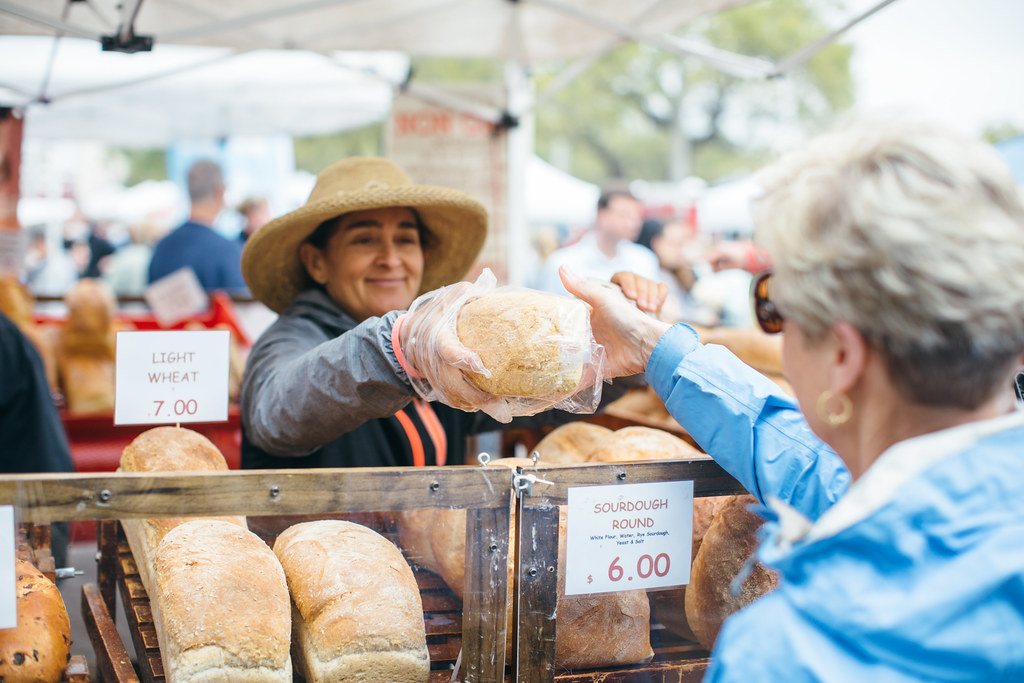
[242,157,488,314]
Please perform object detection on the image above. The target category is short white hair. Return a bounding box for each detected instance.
[754,117,1024,408]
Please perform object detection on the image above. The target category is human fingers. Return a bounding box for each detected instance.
[612,271,668,315]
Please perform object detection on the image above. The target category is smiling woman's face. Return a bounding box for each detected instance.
[300,206,424,321]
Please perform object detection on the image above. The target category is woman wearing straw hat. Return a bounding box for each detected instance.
[239,157,661,469]
[561,119,1024,680]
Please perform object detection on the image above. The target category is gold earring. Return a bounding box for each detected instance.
[816,389,852,427]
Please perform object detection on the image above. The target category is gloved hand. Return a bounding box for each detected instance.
[394,269,515,420]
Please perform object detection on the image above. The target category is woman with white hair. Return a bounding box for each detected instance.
[562,118,1024,680]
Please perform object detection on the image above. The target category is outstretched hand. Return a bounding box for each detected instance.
[398,280,510,417]
[560,266,672,378]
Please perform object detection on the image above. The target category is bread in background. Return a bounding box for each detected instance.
[531,422,612,465]
[152,519,292,682]
[0,559,71,683]
[588,425,705,463]
[57,278,117,412]
[119,426,247,595]
[274,520,429,683]
[692,325,792,394]
[684,494,779,649]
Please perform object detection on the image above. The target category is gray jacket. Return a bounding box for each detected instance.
[240,288,637,469]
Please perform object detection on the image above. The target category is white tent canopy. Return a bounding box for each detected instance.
[525,154,599,226]
[0,37,404,145]
[0,0,756,65]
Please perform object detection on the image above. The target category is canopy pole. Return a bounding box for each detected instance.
[771,0,902,76]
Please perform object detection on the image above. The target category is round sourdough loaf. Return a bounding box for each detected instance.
[684,494,779,650]
[0,559,71,683]
[588,425,705,463]
[532,422,612,464]
[456,289,589,397]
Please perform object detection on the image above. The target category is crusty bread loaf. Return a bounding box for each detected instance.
[394,508,441,576]
[151,520,292,682]
[273,520,429,683]
[606,386,675,423]
[59,354,116,413]
[58,279,118,412]
[684,494,778,650]
[648,495,729,642]
[60,278,117,355]
[588,425,705,463]
[119,426,247,596]
[457,289,589,397]
[0,559,71,683]
[555,507,653,669]
[532,422,612,465]
[397,457,533,598]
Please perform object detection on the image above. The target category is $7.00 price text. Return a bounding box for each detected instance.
[151,398,199,418]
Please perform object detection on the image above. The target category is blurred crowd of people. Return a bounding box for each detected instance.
[22,158,270,302]
[529,185,767,329]
[19,157,766,333]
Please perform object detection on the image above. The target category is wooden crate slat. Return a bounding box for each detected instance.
[425,613,463,635]
[553,658,708,682]
[0,467,515,521]
[81,582,140,683]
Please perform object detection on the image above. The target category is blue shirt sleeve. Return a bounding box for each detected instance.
[646,324,849,520]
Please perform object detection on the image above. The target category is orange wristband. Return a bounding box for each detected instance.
[391,313,423,380]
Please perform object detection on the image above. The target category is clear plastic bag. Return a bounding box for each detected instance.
[400,269,607,423]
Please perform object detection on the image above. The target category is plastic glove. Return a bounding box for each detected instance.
[395,269,512,419]
[396,268,607,423]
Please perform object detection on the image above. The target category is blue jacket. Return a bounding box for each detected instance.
[148,221,247,293]
[647,323,1024,682]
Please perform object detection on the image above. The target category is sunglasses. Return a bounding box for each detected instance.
[752,271,784,335]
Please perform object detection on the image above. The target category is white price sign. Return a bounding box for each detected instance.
[114,330,230,425]
[1,506,14,629]
[564,480,693,596]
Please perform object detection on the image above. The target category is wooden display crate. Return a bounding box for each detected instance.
[513,459,744,683]
[3,457,747,683]
[3,466,514,682]
[83,518,470,682]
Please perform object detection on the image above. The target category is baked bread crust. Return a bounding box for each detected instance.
[119,426,247,595]
[457,290,589,397]
[151,520,292,682]
[684,494,779,649]
[273,520,429,683]
[532,422,612,464]
[0,559,71,683]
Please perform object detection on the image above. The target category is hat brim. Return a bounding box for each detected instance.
[242,185,488,314]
